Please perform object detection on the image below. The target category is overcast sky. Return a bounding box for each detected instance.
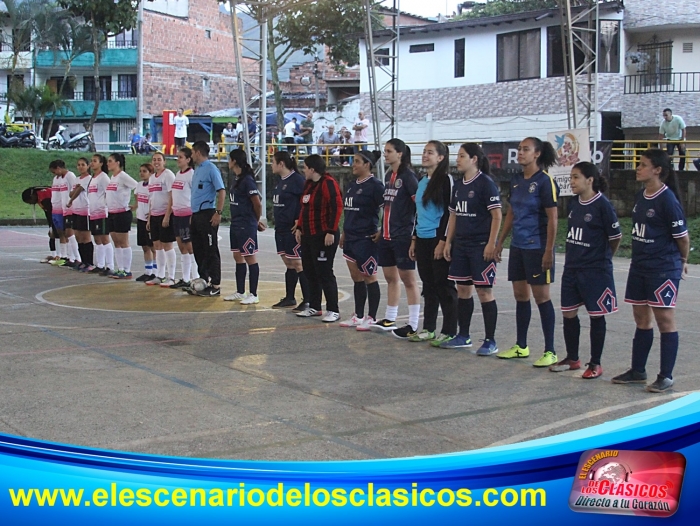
[388,0,467,18]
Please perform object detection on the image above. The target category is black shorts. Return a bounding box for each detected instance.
[106,211,133,234]
[561,267,617,315]
[63,215,74,230]
[624,267,680,308]
[71,214,89,232]
[173,215,192,243]
[448,242,497,288]
[137,219,153,247]
[175,137,186,148]
[507,246,555,285]
[378,236,415,270]
[149,214,176,243]
[89,217,109,236]
[275,228,301,259]
[343,237,379,276]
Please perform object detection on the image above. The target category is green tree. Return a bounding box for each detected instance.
[8,84,72,136]
[456,0,559,20]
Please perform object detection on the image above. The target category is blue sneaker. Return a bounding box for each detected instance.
[476,339,499,356]
[439,334,472,349]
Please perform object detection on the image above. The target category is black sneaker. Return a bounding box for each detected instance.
[611,369,648,384]
[196,286,221,297]
[372,319,398,331]
[292,301,309,312]
[63,260,77,269]
[169,279,188,289]
[101,268,116,277]
[89,266,105,274]
[645,375,674,393]
[392,325,417,339]
[272,297,297,309]
[135,273,152,282]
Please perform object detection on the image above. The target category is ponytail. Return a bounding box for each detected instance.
[92,154,108,174]
[387,138,412,173]
[273,150,298,172]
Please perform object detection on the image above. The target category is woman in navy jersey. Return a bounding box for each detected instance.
[612,149,689,393]
[495,137,560,367]
[225,149,265,305]
[408,141,457,346]
[373,139,421,339]
[552,162,621,379]
[270,151,310,311]
[339,150,385,331]
[443,143,502,355]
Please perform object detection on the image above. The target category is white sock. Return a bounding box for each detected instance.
[104,243,114,270]
[59,242,67,258]
[189,254,199,279]
[385,305,398,322]
[124,247,132,272]
[165,249,177,280]
[50,250,57,257]
[155,249,166,279]
[68,235,81,262]
[114,247,124,271]
[95,244,105,268]
[145,259,153,274]
[181,254,191,282]
[408,304,421,332]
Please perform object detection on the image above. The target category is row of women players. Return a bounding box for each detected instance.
[257,139,687,394]
[46,151,199,288]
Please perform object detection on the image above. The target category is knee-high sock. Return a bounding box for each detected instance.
[408,304,420,332]
[114,247,124,271]
[563,316,581,361]
[188,254,199,279]
[589,316,606,365]
[49,237,56,254]
[458,297,474,337]
[235,263,247,294]
[481,299,498,340]
[59,242,68,258]
[249,263,259,296]
[123,247,133,273]
[660,332,679,380]
[285,269,298,300]
[165,249,176,279]
[353,281,368,318]
[82,242,94,266]
[297,270,310,302]
[95,244,105,268]
[367,281,380,320]
[181,254,191,282]
[631,328,654,373]
[516,300,531,348]
[77,243,87,265]
[68,235,80,262]
[104,243,114,270]
[155,249,166,279]
[537,300,556,353]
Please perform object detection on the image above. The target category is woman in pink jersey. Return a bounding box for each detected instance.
[106,153,137,279]
[59,161,80,268]
[87,154,114,275]
[66,157,94,270]
[168,147,198,289]
[145,152,177,287]
[134,163,156,281]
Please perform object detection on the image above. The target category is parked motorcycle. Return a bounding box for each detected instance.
[47,125,93,151]
[0,125,37,148]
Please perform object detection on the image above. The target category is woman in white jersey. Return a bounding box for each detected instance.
[48,159,77,267]
[106,153,137,279]
[134,163,156,282]
[59,161,81,268]
[66,157,93,271]
[87,155,114,275]
[168,147,198,289]
[145,152,177,287]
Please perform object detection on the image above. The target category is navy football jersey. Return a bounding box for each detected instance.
[630,185,687,276]
[449,171,501,245]
[564,192,621,270]
[343,175,385,242]
[382,167,418,240]
[509,170,559,250]
[229,172,259,227]
[272,170,304,229]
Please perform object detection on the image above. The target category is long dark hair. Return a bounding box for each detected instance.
[303,154,326,176]
[179,147,194,169]
[387,138,412,174]
[273,150,298,172]
[108,153,126,172]
[523,137,557,171]
[92,154,108,174]
[422,141,450,207]
[573,161,608,193]
[459,143,490,175]
[229,149,254,188]
[641,148,683,205]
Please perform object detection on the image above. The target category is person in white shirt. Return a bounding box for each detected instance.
[169,147,198,289]
[134,162,156,281]
[145,152,177,287]
[174,108,189,149]
[48,160,80,267]
[659,108,687,171]
[106,153,138,278]
[353,111,370,152]
[87,155,114,275]
[283,118,298,153]
[66,157,93,270]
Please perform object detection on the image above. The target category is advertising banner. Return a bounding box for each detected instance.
[547,129,592,197]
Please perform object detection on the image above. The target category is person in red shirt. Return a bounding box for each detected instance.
[22,186,57,262]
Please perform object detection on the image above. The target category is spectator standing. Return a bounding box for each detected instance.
[283,118,298,153]
[318,125,340,164]
[299,112,315,155]
[222,122,237,152]
[659,108,687,171]
[339,127,355,166]
[174,108,189,149]
[353,111,370,152]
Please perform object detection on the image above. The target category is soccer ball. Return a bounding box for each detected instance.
[190,278,208,292]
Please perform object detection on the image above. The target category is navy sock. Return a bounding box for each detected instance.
[235,263,246,294]
[367,281,380,319]
[49,237,56,252]
[516,300,531,348]
[457,297,474,337]
[631,328,654,373]
[563,316,580,361]
[249,263,259,296]
[481,300,497,340]
[659,332,679,380]
[537,300,556,352]
[284,269,298,300]
[297,270,310,303]
[589,316,606,365]
[353,281,367,318]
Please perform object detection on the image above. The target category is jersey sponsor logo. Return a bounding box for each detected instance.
[529,182,537,193]
[249,189,259,195]
[612,221,619,229]
[302,194,311,203]
[490,196,500,202]
[631,222,647,239]
[272,194,280,204]
[88,186,98,193]
[672,220,684,227]
[454,201,468,213]
[568,227,584,241]
[394,178,403,189]
[584,214,592,222]
[344,197,358,210]
[172,181,185,190]
[106,183,118,192]
[646,209,655,218]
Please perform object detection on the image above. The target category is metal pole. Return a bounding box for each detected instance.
[137,0,144,133]
[314,56,320,109]
[259,19,268,218]
[230,3,252,158]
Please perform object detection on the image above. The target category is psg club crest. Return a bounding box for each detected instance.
[357,188,363,194]
[569,449,686,518]
[394,178,403,189]
[529,182,537,193]
[647,209,656,218]
[584,214,592,222]
[282,184,287,190]
[468,191,475,198]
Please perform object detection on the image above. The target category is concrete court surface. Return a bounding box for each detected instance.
[0,225,699,461]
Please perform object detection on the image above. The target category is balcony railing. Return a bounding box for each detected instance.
[624,72,700,94]
[69,91,137,101]
[107,40,138,49]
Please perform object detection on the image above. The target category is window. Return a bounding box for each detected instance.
[13,29,31,52]
[498,29,540,81]
[599,21,620,73]
[6,75,25,95]
[205,29,212,39]
[114,29,138,48]
[375,48,390,66]
[84,76,113,101]
[547,26,583,77]
[48,77,75,99]
[117,75,137,98]
[637,39,672,86]
[683,43,693,53]
[454,38,465,78]
[409,43,434,53]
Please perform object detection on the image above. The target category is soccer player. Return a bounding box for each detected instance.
[169,147,198,289]
[48,160,77,266]
[495,137,560,367]
[145,152,177,287]
[612,149,689,393]
[551,162,621,379]
[105,153,137,278]
[134,163,156,282]
[442,143,502,355]
[339,150,385,330]
[87,155,113,275]
[66,157,94,270]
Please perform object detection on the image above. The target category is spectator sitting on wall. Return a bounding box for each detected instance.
[338,127,355,166]
[318,125,340,164]
[137,133,157,154]
[659,108,687,171]
[129,128,142,154]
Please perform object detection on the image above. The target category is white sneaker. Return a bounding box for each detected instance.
[356,316,376,331]
[296,307,321,317]
[240,294,259,305]
[322,311,340,323]
[145,277,162,286]
[159,278,175,288]
[339,314,362,327]
[223,292,246,301]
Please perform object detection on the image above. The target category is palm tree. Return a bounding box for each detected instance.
[8,85,72,138]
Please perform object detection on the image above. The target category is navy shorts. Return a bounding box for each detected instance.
[378,236,414,270]
[106,211,132,234]
[507,246,555,285]
[89,217,109,236]
[149,214,176,243]
[71,214,89,232]
[448,242,497,287]
[561,267,617,315]
[275,228,301,259]
[52,213,65,231]
[230,224,258,255]
[172,215,191,243]
[625,267,680,308]
[137,219,153,247]
[343,237,379,276]
[63,214,74,230]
